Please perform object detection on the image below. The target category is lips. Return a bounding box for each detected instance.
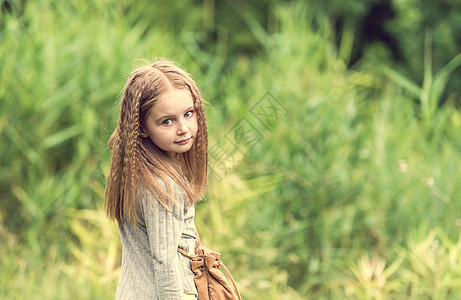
[175,137,192,144]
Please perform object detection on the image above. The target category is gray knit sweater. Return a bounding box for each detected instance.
[115,180,198,299]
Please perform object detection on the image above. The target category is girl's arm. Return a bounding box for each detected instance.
[141,183,185,299]
[194,225,212,255]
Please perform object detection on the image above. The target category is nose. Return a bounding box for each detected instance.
[177,119,189,135]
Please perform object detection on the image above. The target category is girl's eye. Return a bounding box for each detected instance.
[162,119,173,126]
[184,110,194,118]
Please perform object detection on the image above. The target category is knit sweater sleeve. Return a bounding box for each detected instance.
[139,181,185,299]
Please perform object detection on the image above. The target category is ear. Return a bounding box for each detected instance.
[140,125,149,138]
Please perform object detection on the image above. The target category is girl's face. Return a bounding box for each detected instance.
[142,88,198,158]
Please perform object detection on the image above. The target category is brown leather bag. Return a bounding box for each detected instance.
[178,247,242,300]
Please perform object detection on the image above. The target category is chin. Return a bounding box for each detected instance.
[174,147,193,155]
[181,147,193,153]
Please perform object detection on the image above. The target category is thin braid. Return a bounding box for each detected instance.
[125,88,141,221]
[105,129,123,220]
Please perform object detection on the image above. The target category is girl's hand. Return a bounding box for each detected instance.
[195,244,212,256]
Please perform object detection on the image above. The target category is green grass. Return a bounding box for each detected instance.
[1,0,461,299]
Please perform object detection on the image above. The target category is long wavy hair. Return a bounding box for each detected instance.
[105,60,208,224]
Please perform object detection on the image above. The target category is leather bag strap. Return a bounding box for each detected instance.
[218,261,242,300]
[177,247,196,260]
[195,228,201,246]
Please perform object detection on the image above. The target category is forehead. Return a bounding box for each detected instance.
[151,88,194,117]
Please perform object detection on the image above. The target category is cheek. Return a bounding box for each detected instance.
[191,118,199,133]
[149,128,168,144]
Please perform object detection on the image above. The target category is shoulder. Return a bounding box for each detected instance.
[154,175,187,201]
[136,176,186,208]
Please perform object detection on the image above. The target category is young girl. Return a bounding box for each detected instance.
[104,60,208,299]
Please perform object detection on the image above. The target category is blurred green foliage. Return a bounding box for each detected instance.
[1,0,461,298]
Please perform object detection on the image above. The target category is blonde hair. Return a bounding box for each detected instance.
[105,60,208,224]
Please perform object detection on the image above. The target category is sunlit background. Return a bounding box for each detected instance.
[1,0,461,298]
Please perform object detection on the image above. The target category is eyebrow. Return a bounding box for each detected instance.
[155,106,195,122]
